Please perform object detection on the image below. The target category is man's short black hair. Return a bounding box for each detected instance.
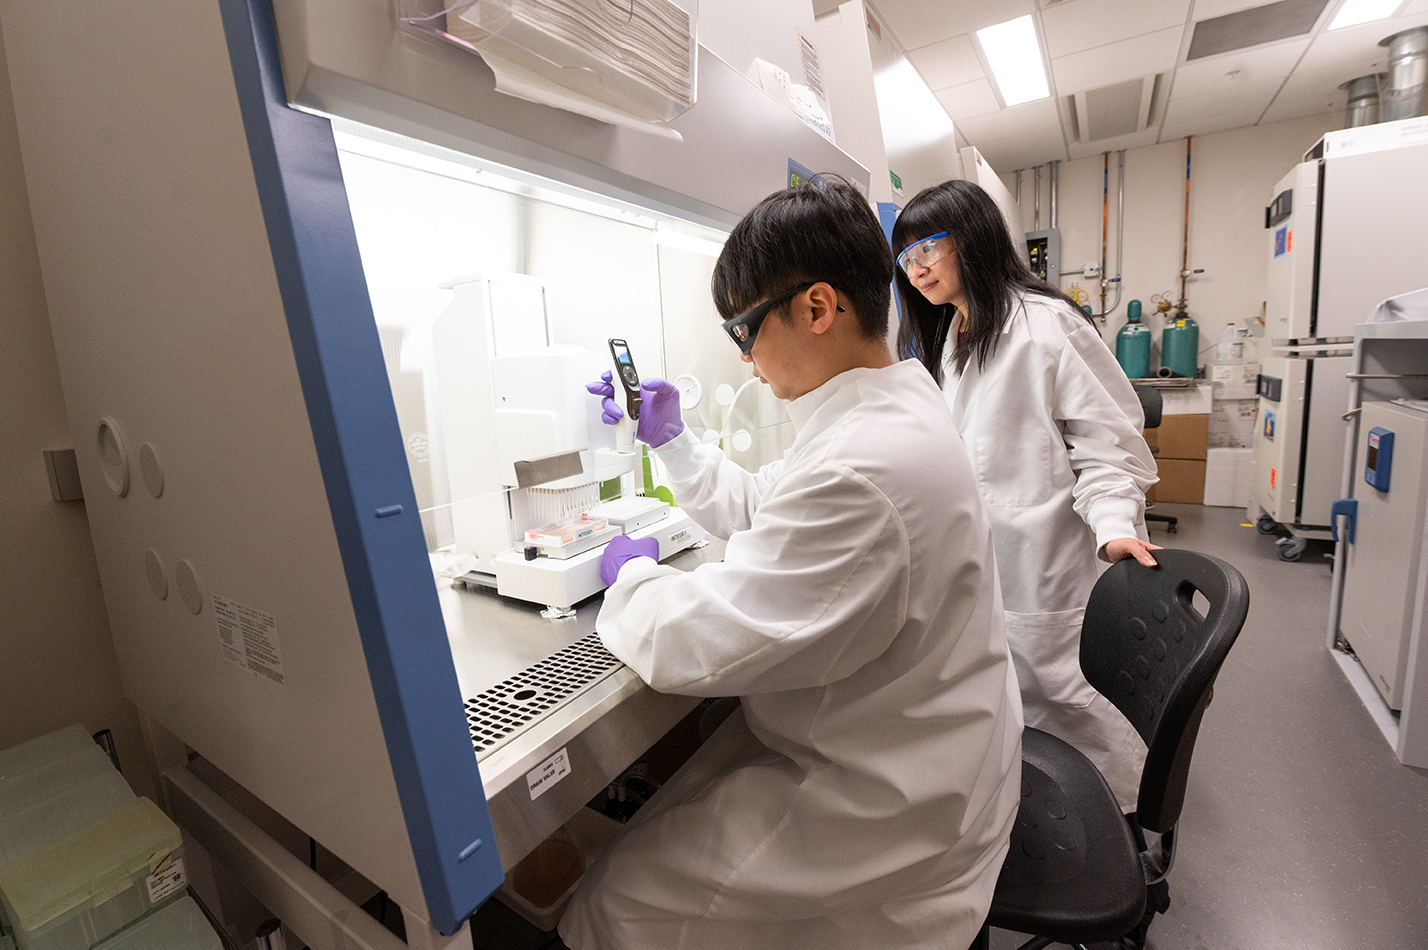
[712,175,894,340]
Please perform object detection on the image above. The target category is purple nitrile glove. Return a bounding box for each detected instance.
[585,372,686,447]
[600,534,660,587]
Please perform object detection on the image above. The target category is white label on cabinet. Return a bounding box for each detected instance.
[214,594,287,688]
[527,748,571,801]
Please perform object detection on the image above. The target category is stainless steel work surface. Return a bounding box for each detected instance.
[437,538,723,871]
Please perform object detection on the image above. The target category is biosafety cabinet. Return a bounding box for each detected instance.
[1251,118,1428,554]
[0,0,867,946]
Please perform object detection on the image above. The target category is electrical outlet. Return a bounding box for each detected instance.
[44,448,84,501]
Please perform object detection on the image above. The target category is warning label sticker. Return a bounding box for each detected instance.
[214,594,287,688]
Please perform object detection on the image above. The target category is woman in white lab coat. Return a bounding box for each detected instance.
[891,180,1159,814]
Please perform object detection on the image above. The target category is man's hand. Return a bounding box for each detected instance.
[601,534,661,587]
[1103,537,1161,567]
[585,372,686,447]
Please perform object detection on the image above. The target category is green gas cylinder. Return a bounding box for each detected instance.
[1115,300,1151,379]
[1160,315,1199,378]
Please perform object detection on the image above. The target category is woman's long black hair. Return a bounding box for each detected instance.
[891,179,1087,386]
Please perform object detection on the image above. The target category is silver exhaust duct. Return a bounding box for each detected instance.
[1339,74,1382,127]
[1380,26,1428,122]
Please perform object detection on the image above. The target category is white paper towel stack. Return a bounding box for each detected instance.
[449,0,694,131]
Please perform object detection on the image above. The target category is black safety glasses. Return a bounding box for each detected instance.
[721,280,858,356]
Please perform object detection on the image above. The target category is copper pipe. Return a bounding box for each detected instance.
[1177,136,1191,317]
[1100,152,1109,317]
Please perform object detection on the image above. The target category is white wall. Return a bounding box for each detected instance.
[700,0,820,90]
[0,23,147,795]
[816,0,962,206]
[1006,112,1343,368]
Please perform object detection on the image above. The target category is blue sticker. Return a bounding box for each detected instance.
[1273,226,1287,258]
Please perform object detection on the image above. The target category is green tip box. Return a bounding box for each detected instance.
[0,798,186,950]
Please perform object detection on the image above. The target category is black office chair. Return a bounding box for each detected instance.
[971,549,1251,950]
[1134,384,1177,534]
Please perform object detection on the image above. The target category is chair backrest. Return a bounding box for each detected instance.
[1134,384,1162,430]
[1079,550,1249,834]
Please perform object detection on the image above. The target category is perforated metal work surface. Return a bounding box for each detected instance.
[465,633,625,759]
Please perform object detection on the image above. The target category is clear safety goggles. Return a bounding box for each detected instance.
[896,232,950,275]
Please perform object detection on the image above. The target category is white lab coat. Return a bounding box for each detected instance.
[559,360,1022,950]
[942,291,1158,811]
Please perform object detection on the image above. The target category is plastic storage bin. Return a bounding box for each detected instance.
[0,726,99,783]
[90,897,221,950]
[0,798,185,950]
[495,806,622,931]
[0,733,135,867]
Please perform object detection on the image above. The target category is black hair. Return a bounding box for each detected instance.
[712,174,893,340]
[891,179,1087,385]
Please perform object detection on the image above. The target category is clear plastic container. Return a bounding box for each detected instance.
[495,807,622,931]
[0,727,97,784]
[0,798,186,950]
[90,896,221,950]
[0,739,135,867]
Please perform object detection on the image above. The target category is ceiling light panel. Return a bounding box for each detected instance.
[1329,0,1406,29]
[976,15,1051,106]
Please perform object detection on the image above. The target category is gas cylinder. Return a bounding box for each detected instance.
[1115,300,1151,379]
[1160,315,1199,378]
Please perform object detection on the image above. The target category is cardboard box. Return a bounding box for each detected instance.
[1144,413,1209,460]
[1160,384,1212,415]
[1147,458,1207,504]
[1211,362,1260,400]
[1208,398,1258,449]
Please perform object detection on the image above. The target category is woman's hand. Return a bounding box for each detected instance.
[1103,537,1161,566]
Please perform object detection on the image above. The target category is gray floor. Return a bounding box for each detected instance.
[992,503,1428,950]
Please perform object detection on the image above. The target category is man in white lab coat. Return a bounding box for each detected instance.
[559,177,1022,950]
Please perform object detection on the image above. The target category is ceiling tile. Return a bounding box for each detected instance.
[873,0,1037,51]
[968,126,1070,171]
[1169,37,1310,98]
[908,34,986,90]
[1275,56,1381,111]
[1192,0,1280,19]
[1066,126,1161,160]
[1302,10,1428,72]
[1258,98,1340,124]
[1259,77,1345,124]
[935,79,1002,121]
[956,96,1064,142]
[1051,25,1183,94]
[1160,92,1270,139]
[1039,0,1190,58]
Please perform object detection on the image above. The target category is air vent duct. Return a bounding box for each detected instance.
[1067,74,1163,143]
[1339,74,1382,127]
[1380,26,1428,121]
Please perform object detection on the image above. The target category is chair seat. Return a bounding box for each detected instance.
[988,728,1147,944]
